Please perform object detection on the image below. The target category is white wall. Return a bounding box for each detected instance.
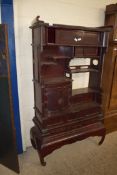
[13,0,117,150]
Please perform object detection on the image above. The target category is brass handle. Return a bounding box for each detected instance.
[74,37,78,42]
[77,37,82,41]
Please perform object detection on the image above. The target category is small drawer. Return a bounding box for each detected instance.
[83,47,98,56]
[75,47,83,57]
[75,47,98,57]
[55,29,100,46]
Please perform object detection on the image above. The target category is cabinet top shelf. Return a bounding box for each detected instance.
[72,87,100,96]
[45,43,106,48]
[50,24,112,32]
[106,3,117,14]
[30,16,112,32]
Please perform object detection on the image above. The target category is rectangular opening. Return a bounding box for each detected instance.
[69,57,100,104]
[69,57,90,90]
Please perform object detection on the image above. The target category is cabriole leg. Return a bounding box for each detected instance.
[99,134,105,145]
[37,151,46,166]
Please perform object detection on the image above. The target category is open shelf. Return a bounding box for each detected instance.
[71,87,101,105]
[41,61,57,65]
[72,87,100,96]
[70,68,98,73]
[70,65,98,73]
[42,55,71,60]
[44,43,105,48]
[75,56,100,59]
[43,77,72,85]
[52,55,71,60]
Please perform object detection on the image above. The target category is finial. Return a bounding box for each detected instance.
[36,16,40,22]
[31,15,43,26]
[30,16,49,28]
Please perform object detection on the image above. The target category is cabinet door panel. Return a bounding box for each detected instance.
[109,54,117,109]
[0,25,19,173]
[45,85,71,111]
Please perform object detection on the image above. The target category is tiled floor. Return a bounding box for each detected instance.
[0,131,117,175]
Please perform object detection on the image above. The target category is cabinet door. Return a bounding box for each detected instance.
[109,49,117,109]
[0,25,19,173]
[45,85,71,111]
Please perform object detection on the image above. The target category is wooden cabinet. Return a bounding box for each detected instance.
[102,3,117,133]
[30,16,111,166]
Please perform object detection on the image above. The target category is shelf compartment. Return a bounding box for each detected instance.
[71,87,100,104]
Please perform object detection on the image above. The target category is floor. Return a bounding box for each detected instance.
[0,131,117,175]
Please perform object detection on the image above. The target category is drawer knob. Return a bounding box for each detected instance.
[58,98,63,105]
[114,48,117,51]
[74,37,82,42]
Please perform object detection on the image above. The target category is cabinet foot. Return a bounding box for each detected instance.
[99,134,105,145]
[38,151,46,166]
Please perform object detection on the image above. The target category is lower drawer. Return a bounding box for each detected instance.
[45,116,102,136]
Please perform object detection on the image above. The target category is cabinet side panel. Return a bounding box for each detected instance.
[102,47,115,110]
[32,27,43,113]
[109,56,117,109]
[35,83,42,113]
[105,14,116,41]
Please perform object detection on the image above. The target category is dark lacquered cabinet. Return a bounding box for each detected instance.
[102,3,117,133]
[0,24,19,173]
[30,16,111,166]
